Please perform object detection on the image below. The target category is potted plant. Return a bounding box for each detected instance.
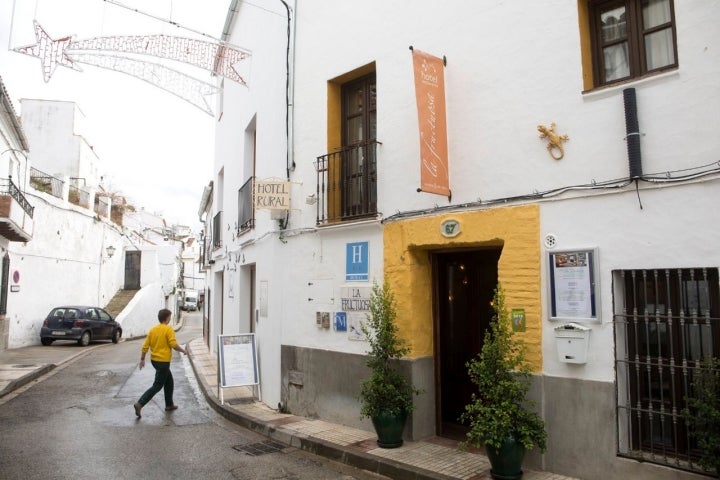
[460,285,547,480]
[359,281,421,448]
[684,356,720,478]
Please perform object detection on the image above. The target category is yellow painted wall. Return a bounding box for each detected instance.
[383,204,543,371]
[577,0,594,91]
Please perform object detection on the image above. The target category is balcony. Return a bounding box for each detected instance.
[199,239,208,271]
[238,177,254,234]
[212,211,222,249]
[315,140,379,225]
[0,178,34,242]
[29,167,64,199]
[94,195,109,217]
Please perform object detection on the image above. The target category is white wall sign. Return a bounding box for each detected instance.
[339,287,371,311]
[218,334,259,387]
[254,180,290,210]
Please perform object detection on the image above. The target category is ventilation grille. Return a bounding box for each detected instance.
[232,440,286,456]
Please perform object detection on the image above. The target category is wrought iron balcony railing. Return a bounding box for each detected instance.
[315,140,379,225]
[238,177,254,232]
[0,178,34,217]
[94,195,109,216]
[212,211,222,249]
[29,167,64,199]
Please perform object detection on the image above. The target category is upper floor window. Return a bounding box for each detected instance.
[340,73,377,219]
[238,121,256,235]
[342,73,377,147]
[589,0,677,87]
[316,67,378,225]
[238,177,254,233]
[212,211,222,249]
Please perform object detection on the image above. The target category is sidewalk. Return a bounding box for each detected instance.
[0,341,100,397]
[186,337,578,480]
[0,335,580,480]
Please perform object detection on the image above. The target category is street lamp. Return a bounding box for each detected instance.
[106,245,116,258]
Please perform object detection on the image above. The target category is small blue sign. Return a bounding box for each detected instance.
[345,242,369,281]
[334,312,347,331]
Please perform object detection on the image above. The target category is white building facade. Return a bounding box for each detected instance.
[3,98,183,347]
[0,77,34,349]
[203,2,720,479]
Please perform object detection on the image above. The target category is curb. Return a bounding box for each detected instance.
[186,342,456,480]
[0,363,55,397]
[0,345,100,398]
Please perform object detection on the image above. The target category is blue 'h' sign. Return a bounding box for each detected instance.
[346,242,369,281]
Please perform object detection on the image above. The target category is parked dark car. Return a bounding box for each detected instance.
[40,306,122,347]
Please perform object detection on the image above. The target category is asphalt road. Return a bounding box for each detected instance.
[0,312,387,480]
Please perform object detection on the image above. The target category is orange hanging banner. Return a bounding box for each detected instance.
[412,48,450,197]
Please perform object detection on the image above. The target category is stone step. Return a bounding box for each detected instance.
[104,289,139,318]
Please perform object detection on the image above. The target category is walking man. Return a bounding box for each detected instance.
[133,308,187,418]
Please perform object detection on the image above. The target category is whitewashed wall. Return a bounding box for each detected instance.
[210,0,720,435]
[288,0,720,362]
[6,190,183,347]
[209,0,295,408]
[115,282,168,339]
[541,183,720,382]
[21,100,80,178]
[6,189,125,347]
[289,2,720,219]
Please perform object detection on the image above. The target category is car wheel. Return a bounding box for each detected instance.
[112,329,121,344]
[78,331,91,347]
[41,338,54,346]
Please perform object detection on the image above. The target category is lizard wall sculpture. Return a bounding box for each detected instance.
[537,123,569,160]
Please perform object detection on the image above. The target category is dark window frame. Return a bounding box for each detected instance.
[339,72,377,220]
[589,0,678,88]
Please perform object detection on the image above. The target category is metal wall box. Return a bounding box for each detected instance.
[554,323,591,364]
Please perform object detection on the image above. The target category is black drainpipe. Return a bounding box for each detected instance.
[623,87,643,179]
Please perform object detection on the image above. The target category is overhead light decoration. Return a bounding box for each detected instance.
[13,21,250,116]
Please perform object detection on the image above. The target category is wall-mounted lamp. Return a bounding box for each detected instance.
[106,245,116,258]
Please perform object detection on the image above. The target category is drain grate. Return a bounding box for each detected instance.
[232,440,286,456]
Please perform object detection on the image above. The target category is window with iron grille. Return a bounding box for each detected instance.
[238,177,254,233]
[199,237,208,271]
[614,267,720,474]
[315,72,378,225]
[589,0,677,88]
[212,211,222,249]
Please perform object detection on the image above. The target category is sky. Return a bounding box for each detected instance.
[0,0,230,233]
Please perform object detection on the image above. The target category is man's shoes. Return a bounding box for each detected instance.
[133,402,142,418]
[165,405,178,411]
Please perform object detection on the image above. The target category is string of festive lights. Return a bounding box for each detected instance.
[71,52,220,114]
[13,21,250,115]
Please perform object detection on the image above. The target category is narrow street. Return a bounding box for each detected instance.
[0,312,387,480]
